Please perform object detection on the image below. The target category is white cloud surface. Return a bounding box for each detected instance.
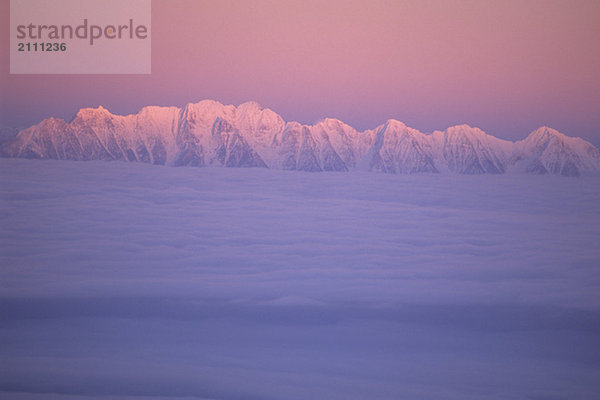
[1,159,599,399]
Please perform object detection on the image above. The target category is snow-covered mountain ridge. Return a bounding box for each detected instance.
[2,100,599,176]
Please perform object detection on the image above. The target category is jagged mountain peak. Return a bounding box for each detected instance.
[447,123,478,130]
[383,119,408,128]
[378,120,431,140]
[519,126,588,150]
[72,105,111,121]
[529,125,561,136]
[234,102,285,131]
[374,120,425,140]
[138,105,179,115]
[524,126,567,143]
[236,100,263,113]
[511,127,600,176]
[442,124,514,152]
[317,117,344,126]
[444,124,490,138]
[426,125,509,174]
[314,118,357,133]
[186,98,228,110]
[82,105,109,112]
[181,100,235,123]
[520,126,600,153]
[2,99,599,176]
[284,121,304,130]
[41,116,67,126]
[321,117,343,124]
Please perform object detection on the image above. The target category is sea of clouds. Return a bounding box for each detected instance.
[1,158,599,400]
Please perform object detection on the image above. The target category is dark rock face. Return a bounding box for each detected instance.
[174,141,205,167]
[223,133,267,168]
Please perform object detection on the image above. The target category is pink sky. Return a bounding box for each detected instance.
[1,0,600,144]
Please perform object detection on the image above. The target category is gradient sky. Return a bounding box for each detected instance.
[1,0,600,145]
